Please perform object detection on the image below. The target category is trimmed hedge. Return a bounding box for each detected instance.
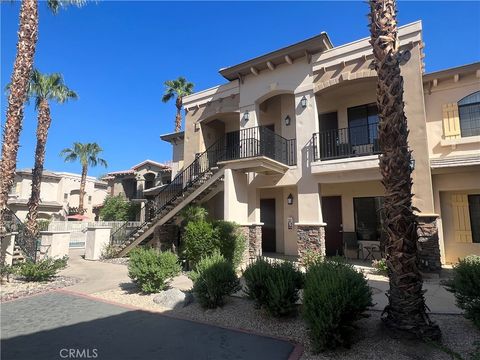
[303,260,372,352]
[445,255,480,329]
[128,248,181,293]
[191,252,240,309]
[243,258,303,317]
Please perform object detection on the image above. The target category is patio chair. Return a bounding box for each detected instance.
[343,232,361,259]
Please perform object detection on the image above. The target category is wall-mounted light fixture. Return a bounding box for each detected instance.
[244,111,250,122]
[300,95,307,108]
[287,193,294,205]
[410,159,416,171]
[285,115,291,126]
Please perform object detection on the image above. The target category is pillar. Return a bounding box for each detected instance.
[417,215,442,273]
[85,227,112,260]
[1,232,17,266]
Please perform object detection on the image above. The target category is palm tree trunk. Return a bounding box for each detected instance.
[0,0,38,234]
[26,100,51,239]
[175,97,182,132]
[369,0,440,340]
[78,164,88,214]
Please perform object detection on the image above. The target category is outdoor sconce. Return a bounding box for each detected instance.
[285,115,291,126]
[244,111,250,122]
[287,193,294,205]
[300,95,307,108]
[410,159,416,171]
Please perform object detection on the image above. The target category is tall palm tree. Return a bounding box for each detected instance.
[24,70,78,238]
[0,0,85,234]
[60,143,107,215]
[162,77,194,132]
[369,0,440,339]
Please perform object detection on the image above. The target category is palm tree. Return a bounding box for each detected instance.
[60,143,107,215]
[369,0,440,339]
[24,70,77,238]
[0,0,85,234]
[162,77,194,132]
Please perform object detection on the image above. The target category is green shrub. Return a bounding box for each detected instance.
[18,256,68,282]
[243,258,303,317]
[100,195,139,221]
[264,261,304,317]
[303,261,372,352]
[101,243,119,259]
[180,205,208,224]
[302,249,324,270]
[243,257,273,308]
[372,258,388,275]
[191,252,240,309]
[214,221,247,269]
[444,255,480,329]
[128,248,181,293]
[182,220,219,267]
[0,264,17,282]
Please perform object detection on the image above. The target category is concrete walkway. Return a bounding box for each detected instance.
[1,292,296,360]
[60,249,130,294]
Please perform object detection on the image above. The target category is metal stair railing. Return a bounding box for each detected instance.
[110,137,227,249]
[2,208,37,262]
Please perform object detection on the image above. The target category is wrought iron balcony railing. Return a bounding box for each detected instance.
[312,123,380,161]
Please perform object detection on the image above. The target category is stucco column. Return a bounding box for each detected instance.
[224,168,249,224]
[294,90,326,262]
[85,226,112,261]
[38,231,70,260]
[416,215,442,273]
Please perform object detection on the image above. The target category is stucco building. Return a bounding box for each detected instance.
[8,169,109,221]
[119,21,478,267]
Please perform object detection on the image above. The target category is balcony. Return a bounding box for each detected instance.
[215,126,296,174]
[312,123,380,161]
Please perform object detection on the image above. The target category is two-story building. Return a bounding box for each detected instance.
[8,169,109,221]
[136,21,479,267]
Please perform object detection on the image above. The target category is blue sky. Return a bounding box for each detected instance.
[1,1,479,177]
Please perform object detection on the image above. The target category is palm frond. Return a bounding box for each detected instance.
[47,0,86,15]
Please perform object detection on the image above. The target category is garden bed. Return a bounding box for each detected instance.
[1,275,80,302]
[93,287,480,360]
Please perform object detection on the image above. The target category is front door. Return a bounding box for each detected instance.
[321,196,343,256]
[260,198,276,252]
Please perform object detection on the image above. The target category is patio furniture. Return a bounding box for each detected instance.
[343,232,361,259]
[358,240,382,261]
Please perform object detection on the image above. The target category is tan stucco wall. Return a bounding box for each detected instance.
[11,172,108,221]
[320,180,385,233]
[424,72,480,159]
[432,168,480,263]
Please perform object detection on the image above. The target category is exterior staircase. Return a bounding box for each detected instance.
[114,169,224,257]
[1,208,36,263]
[111,136,228,257]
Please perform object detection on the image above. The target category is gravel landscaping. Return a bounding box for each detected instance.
[1,276,80,302]
[99,257,129,266]
[93,286,480,360]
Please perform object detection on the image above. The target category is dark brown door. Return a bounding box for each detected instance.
[321,196,343,256]
[260,198,276,252]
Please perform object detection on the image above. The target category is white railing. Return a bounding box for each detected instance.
[46,221,142,248]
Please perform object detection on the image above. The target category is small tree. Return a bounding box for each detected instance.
[99,195,136,221]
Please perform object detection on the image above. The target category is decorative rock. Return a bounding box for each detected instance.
[153,288,193,309]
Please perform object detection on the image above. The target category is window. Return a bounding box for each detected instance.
[458,91,480,137]
[353,197,385,241]
[468,194,480,243]
[347,104,379,146]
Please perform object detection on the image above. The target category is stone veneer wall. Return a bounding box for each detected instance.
[296,225,325,264]
[416,215,442,273]
[238,225,262,265]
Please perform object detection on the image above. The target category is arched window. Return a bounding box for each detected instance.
[458,91,480,137]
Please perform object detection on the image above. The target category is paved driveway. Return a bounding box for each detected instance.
[1,292,296,360]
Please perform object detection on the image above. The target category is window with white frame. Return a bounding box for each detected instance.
[458,91,480,137]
